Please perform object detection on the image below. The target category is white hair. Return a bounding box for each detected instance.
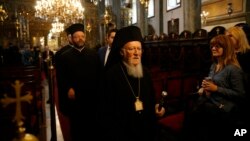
[123,62,143,78]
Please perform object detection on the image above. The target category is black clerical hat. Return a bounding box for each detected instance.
[113,25,143,49]
[67,23,85,35]
[105,26,143,69]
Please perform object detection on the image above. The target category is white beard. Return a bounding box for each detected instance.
[123,62,143,78]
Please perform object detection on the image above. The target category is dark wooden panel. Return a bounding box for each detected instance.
[0,65,42,141]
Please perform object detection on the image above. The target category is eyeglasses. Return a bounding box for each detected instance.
[210,45,222,49]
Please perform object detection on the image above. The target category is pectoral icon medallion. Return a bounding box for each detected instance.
[135,97,143,111]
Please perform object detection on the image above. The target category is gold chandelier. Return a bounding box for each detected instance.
[34,0,85,24]
[51,18,65,34]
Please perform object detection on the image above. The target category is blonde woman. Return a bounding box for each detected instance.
[183,35,246,141]
[226,26,250,73]
[226,25,250,134]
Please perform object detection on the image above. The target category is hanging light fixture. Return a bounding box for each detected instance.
[139,0,149,9]
[103,8,112,25]
[86,22,92,32]
[51,17,64,34]
[200,10,209,25]
[34,0,85,24]
[227,3,233,16]
[90,0,102,6]
[0,4,8,22]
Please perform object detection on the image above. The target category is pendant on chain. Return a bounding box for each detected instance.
[134,97,143,111]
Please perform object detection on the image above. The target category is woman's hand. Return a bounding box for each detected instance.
[202,80,218,96]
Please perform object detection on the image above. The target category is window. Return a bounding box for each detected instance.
[132,0,137,24]
[167,0,181,11]
[148,0,154,18]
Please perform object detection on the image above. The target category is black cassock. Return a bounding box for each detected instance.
[101,63,158,141]
[55,46,101,140]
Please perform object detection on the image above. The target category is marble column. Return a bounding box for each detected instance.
[183,0,201,32]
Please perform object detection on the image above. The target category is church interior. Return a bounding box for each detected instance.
[0,0,249,141]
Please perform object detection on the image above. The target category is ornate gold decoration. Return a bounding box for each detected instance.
[103,8,112,25]
[86,22,92,32]
[0,4,8,22]
[90,0,102,6]
[139,0,149,8]
[1,80,33,122]
[200,11,209,25]
[34,0,85,24]
[12,121,39,141]
[0,80,38,141]
[50,17,65,34]
[227,3,233,16]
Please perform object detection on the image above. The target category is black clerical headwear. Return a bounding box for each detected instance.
[105,25,143,69]
[113,25,143,49]
[67,23,85,35]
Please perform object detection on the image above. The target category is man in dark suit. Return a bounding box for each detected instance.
[42,45,55,79]
[98,28,117,67]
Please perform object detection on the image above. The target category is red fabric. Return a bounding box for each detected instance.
[166,78,182,98]
[158,111,184,133]
[53,72,72,141]
[41,71,46,81]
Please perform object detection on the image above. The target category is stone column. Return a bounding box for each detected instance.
[112,0,121,29]
[138,1,147,37]
[184,0,201,32]
[159,0,163,34]
[144,6,148,36]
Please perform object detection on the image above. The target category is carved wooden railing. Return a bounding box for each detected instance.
[0,65,43,141]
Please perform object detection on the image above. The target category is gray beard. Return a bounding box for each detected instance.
[123,62,143,78]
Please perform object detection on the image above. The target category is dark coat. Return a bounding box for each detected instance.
[98,46,108,67]
[55,46,102,140]
[100,63,158,141]
[56,46,101,116]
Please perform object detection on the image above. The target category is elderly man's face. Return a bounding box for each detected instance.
[121,41,142,66]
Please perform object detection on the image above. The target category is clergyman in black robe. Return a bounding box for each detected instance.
[100,26,165,141]
[55,23,101,141]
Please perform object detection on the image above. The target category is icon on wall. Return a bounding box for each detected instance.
[168,18,179,34]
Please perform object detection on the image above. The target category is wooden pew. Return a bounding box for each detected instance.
[157,72,204,140]
[0,65,43,141]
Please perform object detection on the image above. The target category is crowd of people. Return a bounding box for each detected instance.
[2,22,248,141]
[0,44,41,67]
[53,23,249,141]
